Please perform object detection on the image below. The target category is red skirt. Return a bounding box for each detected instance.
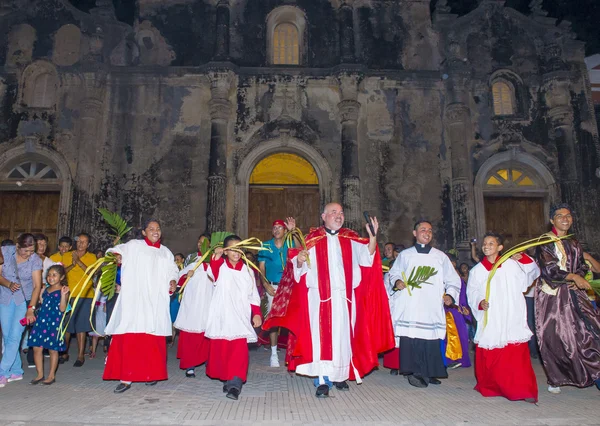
[103,333,168,382]
[383,347,400,370]
[206,338,249,382]
[475,342,538,402]
[177,331,210,369]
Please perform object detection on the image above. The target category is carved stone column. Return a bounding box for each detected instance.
[444,103,476,254]
[337,74,361,231]
[206,71,233,233]
[213,0,230,61]
[339,3,355,63]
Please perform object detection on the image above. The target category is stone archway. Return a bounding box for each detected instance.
[235,137,333,238]
[474,149,558,243]
[0,141,73,240]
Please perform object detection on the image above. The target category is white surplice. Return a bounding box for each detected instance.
[388,246,461,342]
[104,240,179,336]
[204,261,261,343]
[467,258,540,349]
[174,263,214,333]
[291,233,374,382]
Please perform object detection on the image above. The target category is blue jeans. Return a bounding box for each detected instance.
[313,376,333,388]
[0,299,27,377]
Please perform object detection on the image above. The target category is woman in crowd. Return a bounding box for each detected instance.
[0,233,43,388]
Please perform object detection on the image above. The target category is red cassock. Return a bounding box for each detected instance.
[103,333,168,382]
[263,227,395,381]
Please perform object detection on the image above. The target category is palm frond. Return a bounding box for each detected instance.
[98,208,132,244]
[401,266,437,296]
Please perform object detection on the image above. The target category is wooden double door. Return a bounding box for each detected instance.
[484,196,547,248]
[248,186,320,242]
[0,191,60,250]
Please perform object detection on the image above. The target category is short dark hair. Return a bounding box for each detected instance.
[198,233,210,241]
[175,253,184,259]
[483,231,504,246]
[16,233,36,248]
[414,219,432,230]
[1,239,15,247]
[384,242,395,248]
[223,235,242,247]
[58,236,73,246]
[76,232,92,244]
[34,234,49,256]
[550,203,573,220]
[143,218,161,230]
[394,244,406,252]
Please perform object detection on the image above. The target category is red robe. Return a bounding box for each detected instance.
[263,227,394,381]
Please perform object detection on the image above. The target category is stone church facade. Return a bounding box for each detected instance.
[0,0,599,257]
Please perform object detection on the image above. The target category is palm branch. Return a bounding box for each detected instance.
[98,208,132,245]
[285,227,311,267]
[589,279,600,297]
[482,233,571,328]
[401,266,438,296]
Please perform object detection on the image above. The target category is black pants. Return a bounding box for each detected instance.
[525,297,540,358]
[104,294,119,349]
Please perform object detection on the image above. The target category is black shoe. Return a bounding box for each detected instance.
[223,385,228,393]
[145,381,157,386]
[315,384,330,398]
[58,357,65,365]
[73,359,84,367]
[226,388,240,400]
[185,369,195,378]
[429,378,441,385]
[407,375,428,388]
[524,398,537,404]
[390,369,399,376]
[334,381,349,391]
[114,383,131,393]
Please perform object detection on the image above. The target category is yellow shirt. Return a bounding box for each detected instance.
[63,251,97,299]
[49,252,67,264]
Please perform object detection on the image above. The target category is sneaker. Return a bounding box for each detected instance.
[27,364,36,369]
[447,362,462,370]
[548,385,561,394]
[270,353,280,367]
[7,374,23,382]
[0,376,7,388]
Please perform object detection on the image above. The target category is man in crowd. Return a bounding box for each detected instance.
[63,233,97,366]
[388,220,461,388]
[258,218,296,367]
[535,203,600,394]
[382,242,396,267]
[263,203,394,398]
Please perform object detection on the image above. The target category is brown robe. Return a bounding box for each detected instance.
[536,233,600,387]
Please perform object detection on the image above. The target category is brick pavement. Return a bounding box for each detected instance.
[0,345,598,426]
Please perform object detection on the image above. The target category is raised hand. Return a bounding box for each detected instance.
[296,250,308,267]
[213,247,224,260]
[365,216,379,238]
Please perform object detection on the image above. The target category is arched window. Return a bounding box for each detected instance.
[266,6,306,66]
[31,73,56,108]
[492,81,514,116]
[7,161,58,180]
[273,23,299,65]
[485,167,535,188]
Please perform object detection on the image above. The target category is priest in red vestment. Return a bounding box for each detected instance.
[263,203,394,398]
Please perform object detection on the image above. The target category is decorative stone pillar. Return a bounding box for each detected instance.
[444,103,476,254]
[337,73,361,231]
[544,74,584,236]
[206,71,233,233]
[213,0,230,61]
[339,3,355,63]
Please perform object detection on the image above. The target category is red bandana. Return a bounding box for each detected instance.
[144,237,161,248]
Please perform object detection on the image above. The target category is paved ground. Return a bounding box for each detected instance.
[0,345,598,426]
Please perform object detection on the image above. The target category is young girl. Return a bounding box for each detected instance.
[467,232,540,403]
[205,235,262,400]
[28,264,69,385]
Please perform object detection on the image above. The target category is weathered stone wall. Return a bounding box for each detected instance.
[0,0,599,256]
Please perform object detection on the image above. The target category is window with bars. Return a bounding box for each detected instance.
[486,168,535,188]
[273,23,299,65]
[492,81,514,116]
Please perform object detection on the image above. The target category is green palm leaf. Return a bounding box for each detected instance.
[98,208,132,243]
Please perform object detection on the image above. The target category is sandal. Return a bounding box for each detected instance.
[30,377,45,385]
[89,352,96,359]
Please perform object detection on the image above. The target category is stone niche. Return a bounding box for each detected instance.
[52,24,82,66]
[5,24,36,67]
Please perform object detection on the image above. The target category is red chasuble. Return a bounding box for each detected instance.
[263,227,395,380]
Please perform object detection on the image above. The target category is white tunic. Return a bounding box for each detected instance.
[292,233,374,382]
[388,246,461,341]
[204,260,261,342]
[104,240,179,336]
[467,259,540,349]
[174,263,214,333]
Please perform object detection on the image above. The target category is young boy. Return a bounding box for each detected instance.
[467,232,540,403]
[205,235,262,400]
[49,236,72,264]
